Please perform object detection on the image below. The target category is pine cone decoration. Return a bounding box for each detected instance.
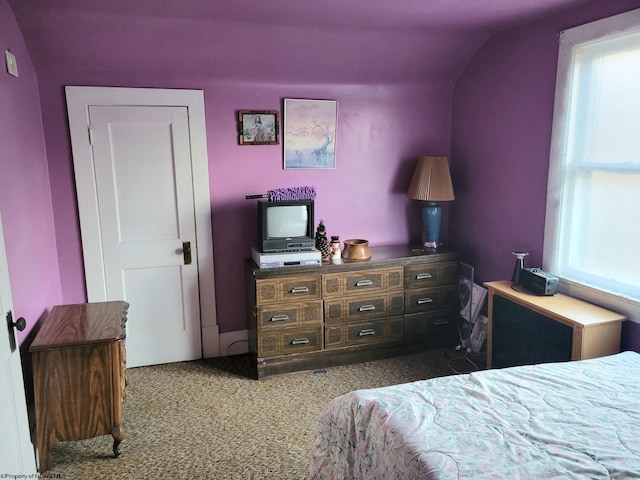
[315,220,332,262]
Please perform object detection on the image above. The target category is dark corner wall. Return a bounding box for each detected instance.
[449,0,640,351]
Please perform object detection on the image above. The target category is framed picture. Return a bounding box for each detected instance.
[238,110,279,145]
[284,99,338,169]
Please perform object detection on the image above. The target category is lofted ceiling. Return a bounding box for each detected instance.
[7,0,598,84]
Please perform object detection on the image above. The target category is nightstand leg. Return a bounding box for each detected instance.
[112,424,124,457]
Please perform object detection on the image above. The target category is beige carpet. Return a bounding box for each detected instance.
[45,348,478,479]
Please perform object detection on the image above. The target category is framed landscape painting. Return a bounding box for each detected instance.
[283,99,337,169]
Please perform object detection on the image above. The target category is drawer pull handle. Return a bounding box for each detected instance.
[270,314,289,322]
[417,297,433,305]
[291,286,310,294]
[356,280,373,287]
[291,338,310,345]
[434,319,449,326]
[416,273,433,280]
[358,329,376,337]
[358,305,376,312]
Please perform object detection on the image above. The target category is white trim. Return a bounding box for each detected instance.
[202,324,222,358]
[560,8,640,45]
[65,86,220,355]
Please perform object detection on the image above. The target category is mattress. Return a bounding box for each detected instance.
[309,351,640,479]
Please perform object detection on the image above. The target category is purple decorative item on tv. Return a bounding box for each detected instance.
[267,186,316,201]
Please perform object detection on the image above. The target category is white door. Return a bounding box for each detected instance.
[90,105,201,367]
[0,214,37,473]
[66,87,219,367]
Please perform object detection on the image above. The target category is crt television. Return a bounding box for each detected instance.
[258,200,315,253]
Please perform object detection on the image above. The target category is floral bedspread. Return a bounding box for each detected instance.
[309,352,640,479]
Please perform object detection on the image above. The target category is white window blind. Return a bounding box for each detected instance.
[544,9,640,320]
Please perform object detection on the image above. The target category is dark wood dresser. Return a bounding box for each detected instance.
[246,245,460,378]
[30,301,129,472]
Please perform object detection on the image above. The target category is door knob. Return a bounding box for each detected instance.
[5,311,26,353]
[7,311,26,331]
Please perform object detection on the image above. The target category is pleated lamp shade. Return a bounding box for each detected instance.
[407,156,455,201]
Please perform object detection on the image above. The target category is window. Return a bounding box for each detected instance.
[544,9,640,321]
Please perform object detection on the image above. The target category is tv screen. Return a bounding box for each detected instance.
[258,200,315,253]
[266,205,308,238]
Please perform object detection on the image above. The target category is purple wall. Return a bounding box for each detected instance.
[5,0,640,347]
[208,83,454,331]
[0,0,62,342]
[449,0,640,349]
[8,2,490,337]
[37,75,453,333]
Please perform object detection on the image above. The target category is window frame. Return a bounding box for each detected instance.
[543,8,640,323]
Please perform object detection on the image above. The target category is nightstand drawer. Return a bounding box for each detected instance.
[404,261,458,289]
[256,301,323,330]
[257,326,323,357]
[405,285,458,314]
[324,316,404,348]
[323,267,403,298]
[404,312,458,346]
[324,292,404,324]
[256,275,321,304]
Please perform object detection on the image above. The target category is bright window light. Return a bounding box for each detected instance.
[544,9,640,320]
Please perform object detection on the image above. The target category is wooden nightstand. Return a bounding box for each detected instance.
[30,301,129,472]
[485,280,626,369]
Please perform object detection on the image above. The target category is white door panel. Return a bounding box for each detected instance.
[88,105,201,367]
[0,213,37,473]
[122,265,196,365]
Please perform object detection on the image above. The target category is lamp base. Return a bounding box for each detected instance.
[421,201,443,248]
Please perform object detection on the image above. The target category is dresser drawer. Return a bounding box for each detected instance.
[255,274,321,304]
[324,292,404,324]
[256,300,323,330]
[404,312,458,345]
[325,316,404,348]
[257,326,323,357]
[323,267,403,298]
[405,285,458,314]
[404,261,459,289]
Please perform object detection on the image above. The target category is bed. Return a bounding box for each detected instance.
[309,351,640,479]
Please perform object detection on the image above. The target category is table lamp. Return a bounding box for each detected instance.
[407,155,455,248]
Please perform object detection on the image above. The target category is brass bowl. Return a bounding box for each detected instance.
[342,239,371,261]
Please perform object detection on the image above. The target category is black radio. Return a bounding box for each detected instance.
[520,268,559,296]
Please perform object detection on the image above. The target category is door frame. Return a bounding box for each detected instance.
[65,86,219,357]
